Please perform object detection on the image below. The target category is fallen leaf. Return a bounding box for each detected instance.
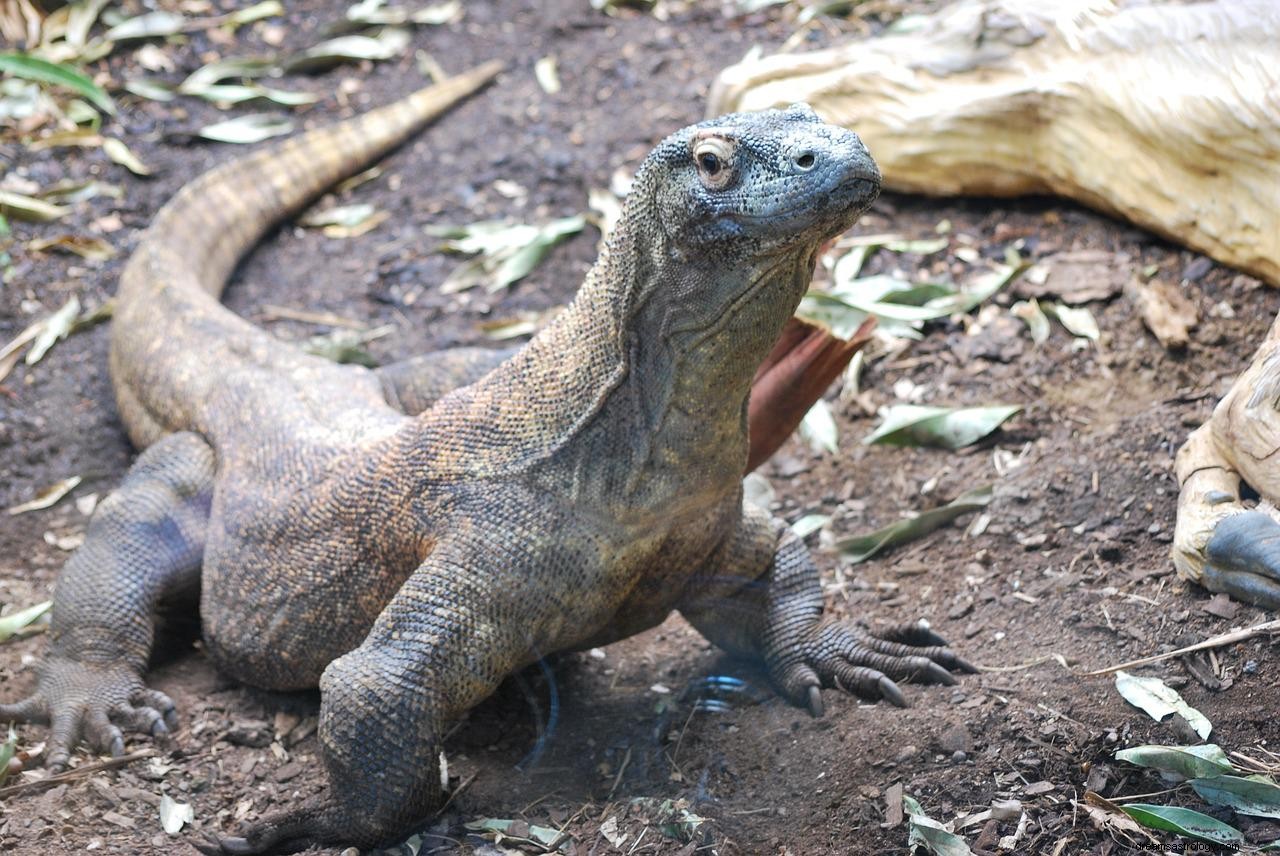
[1044,302,1100,341]
[27,234,115,261]
[0,189,69,222]
[1121,803,1243,847]
[1115,671,1212,739]
[790,513,829,538]
[904,794,972,856]
[179,57,276,93]
[283,28,412,73]
[102,137,152,175]
[1115,744,1235,780]
[198,113,294,144]
[834,485,993,564]
[430,215,585,293]
[799,398,838,454]
[1191,774,1280,819]
[863,404,1021,449]
[0,52,115,114]
[0,601,52,643]
[1016,249,1128,303]
[8,475,82,515]
[534,55,560,94]
[27,296,81,365]
[1011,299,1050,344]
[1126,276,1197,349]
[0,725,15,786]
[103,10,186,41]
[159,793,194,835]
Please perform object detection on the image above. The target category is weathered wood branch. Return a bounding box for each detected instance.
[710,0,1280,285]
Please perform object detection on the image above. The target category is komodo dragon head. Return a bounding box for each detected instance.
[622,102,881,319]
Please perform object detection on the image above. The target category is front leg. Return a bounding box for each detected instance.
[1,431,213,769]
[680,505,972,716]
[199,537,566,854]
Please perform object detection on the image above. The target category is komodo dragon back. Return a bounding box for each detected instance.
[108,61,502,449]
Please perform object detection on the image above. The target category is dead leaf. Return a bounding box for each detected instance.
[1126,276,1197,348]
[1014,249,1129,303]
[8,475,82,515]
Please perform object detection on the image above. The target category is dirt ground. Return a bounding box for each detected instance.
[2,1,1279,854]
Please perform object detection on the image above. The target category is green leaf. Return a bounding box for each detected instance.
[123,78,177,101]
[283,29,412,73]
[300,203,377,229]
[103,10,186,42]
[225,0,284,27]
[0,189,69,223]
[863,404,1021,449]
[1012,299,1050,344]
[799,399,838,454]
[433,215,584,293]
[1045,302,1100,341]
[1115,745,1236,780]
[883,237,949,254]
[179,57,276,93]
[102,137,152,175]
[1120,804,1243,846]
[27,296,81,365]
[0,601,52,642]
[1191,775,1280,819]
[0,724,15,786]
[198,113,294,144]
[904,795,972,856]
[1115,671,1212,740]
[0,52,115,115]
[834,486,993,564]
[790,513,830,539]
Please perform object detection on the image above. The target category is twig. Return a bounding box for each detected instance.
[606,746,631,801]
[431,771,477,817]
[976,653,1072,673]
[0,749,156,799]
[1085,618,1280,676]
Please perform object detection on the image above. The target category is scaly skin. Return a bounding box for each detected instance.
[2,64,972,853]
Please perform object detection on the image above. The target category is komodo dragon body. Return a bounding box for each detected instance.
[2,62,971,852]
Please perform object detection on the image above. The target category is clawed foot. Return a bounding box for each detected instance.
[1200,510,1280,609]
[770,619,975,716]
[192,796,360,855]
[0,657,176,771]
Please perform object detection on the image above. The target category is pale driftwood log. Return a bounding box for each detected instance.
[709,0,1280,286]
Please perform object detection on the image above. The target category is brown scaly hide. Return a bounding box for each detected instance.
[1,71,974,854]
[710,0,1280,286]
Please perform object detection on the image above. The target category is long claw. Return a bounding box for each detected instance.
[806,685,824,718]
[922,662,957,686]
[879,677,907,708]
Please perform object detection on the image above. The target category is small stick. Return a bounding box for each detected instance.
[1085,618,1280,676]
[432,771,478,817]
[0,749,156,799]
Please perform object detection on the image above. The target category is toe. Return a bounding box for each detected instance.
[84,709,124,757]
[879,621,949,648]
[132,689,178,730]
[0,694,48,725]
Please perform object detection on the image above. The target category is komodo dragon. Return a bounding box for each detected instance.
[1,61,972,852]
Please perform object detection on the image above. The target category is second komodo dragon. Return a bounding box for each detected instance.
[2,62,972,852]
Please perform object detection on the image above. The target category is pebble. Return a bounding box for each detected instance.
[1244,659,1259,675]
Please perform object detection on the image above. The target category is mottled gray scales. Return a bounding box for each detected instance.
[2,67,972,854]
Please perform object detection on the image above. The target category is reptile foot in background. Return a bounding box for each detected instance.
[0,658,176,771]
[1201,510,1280,608]
[771,619,975,716]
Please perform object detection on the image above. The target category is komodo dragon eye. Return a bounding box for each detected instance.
[691,133,735,190]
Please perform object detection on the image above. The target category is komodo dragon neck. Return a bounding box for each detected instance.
[408,157,817,488]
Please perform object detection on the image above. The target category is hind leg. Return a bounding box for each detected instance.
[0,431,215,769]
[375,346,516,415]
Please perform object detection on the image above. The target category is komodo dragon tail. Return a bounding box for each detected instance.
[109,62,502,447]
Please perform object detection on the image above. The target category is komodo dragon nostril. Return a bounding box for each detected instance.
[794,151,816,170]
